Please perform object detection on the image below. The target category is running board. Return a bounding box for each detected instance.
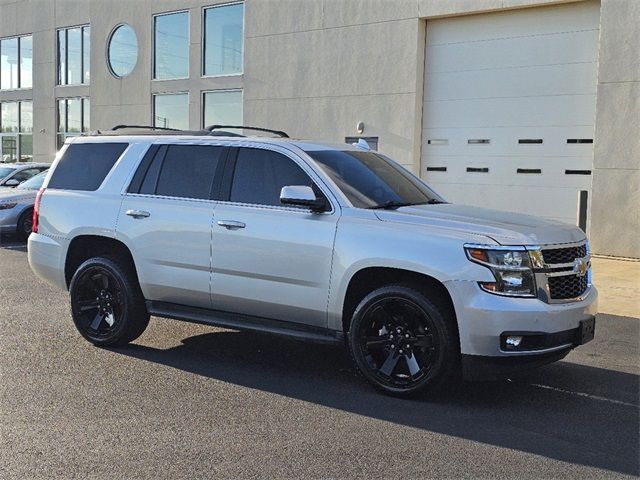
[146,301,344,345]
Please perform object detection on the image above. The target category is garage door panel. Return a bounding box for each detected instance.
[422,126,596,156]
[426,30,599,74]
[422,2,599,227]
[426,0,600,46]
[425,62,597,101]
[423,159,592,189]
[424,95,596,129]
[427,182,581,224]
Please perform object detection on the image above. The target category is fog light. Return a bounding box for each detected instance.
[505,336,523,348]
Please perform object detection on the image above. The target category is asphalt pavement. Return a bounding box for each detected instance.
[0,236,638,479]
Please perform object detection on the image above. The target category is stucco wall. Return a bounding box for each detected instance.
[589,0,640,257]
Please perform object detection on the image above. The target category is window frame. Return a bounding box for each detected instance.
[201,88,243,129]
[0,100,33,161]
[152,9,190,81]
[201,1,245,78]
[0,34,32,91]
[106,23,139,79]
[56,97,90,149]
[56,24,90,86]
[126,143,228,202]
[220,145,334,213]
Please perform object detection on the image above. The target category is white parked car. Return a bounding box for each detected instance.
[28,126,597,396]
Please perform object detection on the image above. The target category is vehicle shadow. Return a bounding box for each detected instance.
[113,327,639,476]
[0,234,26,252]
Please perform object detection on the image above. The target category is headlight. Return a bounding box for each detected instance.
[464,245,537,297]
[0,203,17,210]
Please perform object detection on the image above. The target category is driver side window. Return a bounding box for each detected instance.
[230,148,314,207]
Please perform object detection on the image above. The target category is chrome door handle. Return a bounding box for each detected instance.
[126,209,151,218]
[217,220,246,230]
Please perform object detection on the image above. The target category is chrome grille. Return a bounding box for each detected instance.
[542,244,587,265]
[548,274,588,300]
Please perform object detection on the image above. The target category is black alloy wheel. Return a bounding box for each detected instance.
[349,285,458,396]
[70,256,149,346]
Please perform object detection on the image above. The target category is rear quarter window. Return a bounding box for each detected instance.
[47,143,128,191]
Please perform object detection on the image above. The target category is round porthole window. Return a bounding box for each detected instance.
[107,24,138,78]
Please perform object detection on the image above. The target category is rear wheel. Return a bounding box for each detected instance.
[69,256,149,346]
[348,285,459,397]
[16,209,33,241]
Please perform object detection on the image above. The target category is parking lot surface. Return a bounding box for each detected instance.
[0,237,638,479]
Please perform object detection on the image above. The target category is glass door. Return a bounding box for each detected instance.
[0,135,18,163]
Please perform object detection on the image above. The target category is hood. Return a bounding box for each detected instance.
[0,187,37,204]
[375,204,586,246]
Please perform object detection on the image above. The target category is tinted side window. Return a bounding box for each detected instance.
[12,168,41,183]
[155,145,224,199]
[230,148,312,207]
[48,143,128,191]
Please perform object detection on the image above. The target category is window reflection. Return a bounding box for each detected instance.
[57,26,90,85]
[19,36,32,88]
[154,12,189,80]
[153,93,189,130]
[108,24,138,77]
[204,3,244,76]
[203,90,242,128]
[0,38,18,89]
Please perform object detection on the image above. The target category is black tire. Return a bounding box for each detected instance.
[69,256,149,347]
[16,209,33,241]
[348,284,459,397]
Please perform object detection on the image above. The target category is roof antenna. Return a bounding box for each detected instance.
[353,138,371,151]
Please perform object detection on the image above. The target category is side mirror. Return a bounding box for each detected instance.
[280,185,327,212]
[4,179,20,187]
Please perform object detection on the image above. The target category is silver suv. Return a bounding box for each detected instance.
[28,126,597,396]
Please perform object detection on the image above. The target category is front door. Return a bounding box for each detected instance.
[210,146,339,328]
[117,143,226,309]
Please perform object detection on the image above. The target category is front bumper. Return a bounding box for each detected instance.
[0,208,19,233]
[444,279,598,360]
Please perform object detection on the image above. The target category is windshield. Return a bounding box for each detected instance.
[17,171,48,190]
[306,150,446,209]
[0,167,15,180]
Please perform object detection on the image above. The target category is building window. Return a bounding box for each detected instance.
[57,98,90,149]
[203,2,244,77]
[203,89,242,128]
[108,24,138,78]
[153,93,189,130]
[0,101,33,162]
[154,11,189,80]
[0,35,32,90]
[57,25,90,85]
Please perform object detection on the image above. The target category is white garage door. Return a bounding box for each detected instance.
[421,0,600,228]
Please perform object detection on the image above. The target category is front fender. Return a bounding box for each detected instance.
[327,210,496,331]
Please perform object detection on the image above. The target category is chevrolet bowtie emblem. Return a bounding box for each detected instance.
[573,257,589,277]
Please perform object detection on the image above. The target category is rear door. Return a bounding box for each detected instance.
[210,146,339,328]
[117,143,227,309]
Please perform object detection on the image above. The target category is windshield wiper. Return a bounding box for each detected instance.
[367,199,447,209]
[367,201,417,210]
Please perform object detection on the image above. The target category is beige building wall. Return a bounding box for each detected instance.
[589,0,640,258]
[0,0,638,257]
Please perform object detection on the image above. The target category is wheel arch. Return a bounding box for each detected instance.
[340,266,458,337]
[65,235,139,289]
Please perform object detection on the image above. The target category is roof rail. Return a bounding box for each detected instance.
[111,124,182,132]
[205,125,289,138]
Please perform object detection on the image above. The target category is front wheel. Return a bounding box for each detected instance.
[69,256,149,346]
[348,285,459,397]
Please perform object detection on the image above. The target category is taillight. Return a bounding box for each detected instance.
[32,187,45,234]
